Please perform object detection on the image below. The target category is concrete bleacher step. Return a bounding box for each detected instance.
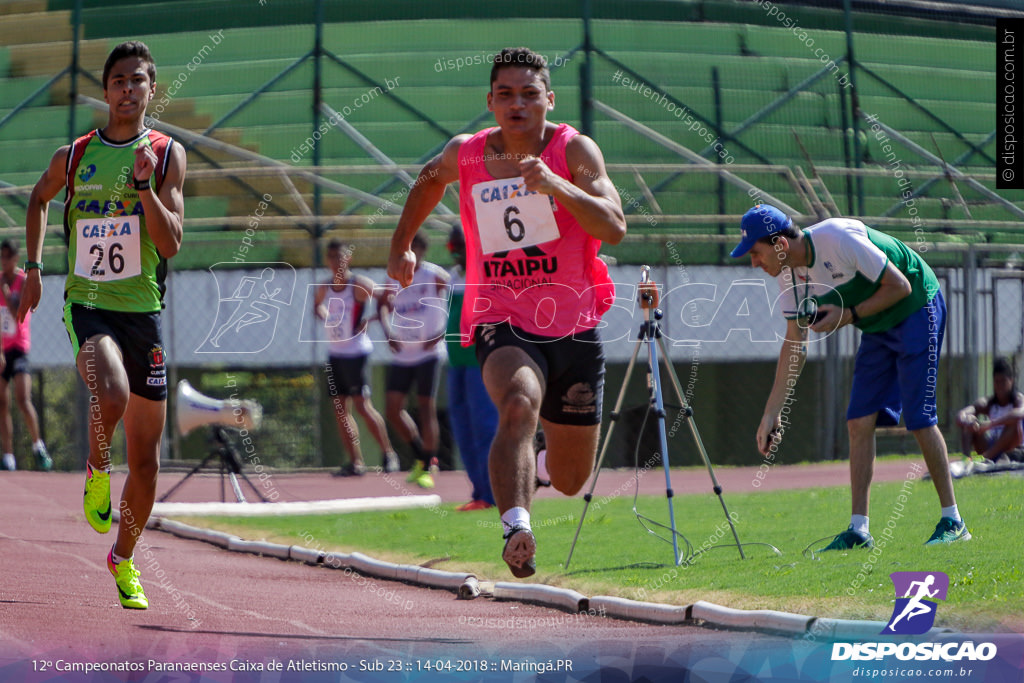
[224,194,347,218]
[0,0,46,15]
[856,64,994,105]
[8,41,108,77]
[0,75,60,107]
[0,9,72,45]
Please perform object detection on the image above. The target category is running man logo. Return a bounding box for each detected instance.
[882,571,949,635]
[197,263,295,354]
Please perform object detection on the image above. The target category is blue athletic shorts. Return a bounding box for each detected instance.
[847,289,945,430]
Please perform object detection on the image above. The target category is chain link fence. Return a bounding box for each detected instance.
[12,241,1019,472]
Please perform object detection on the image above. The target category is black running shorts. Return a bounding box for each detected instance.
[474,322,604,426]
[64,303,167,401]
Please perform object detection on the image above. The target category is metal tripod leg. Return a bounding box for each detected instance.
[657,336,745,559]
[646,321,683,566]
[565,332,645,570]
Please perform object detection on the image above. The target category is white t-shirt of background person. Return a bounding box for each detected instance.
[384,261,450,366]
[775,218,888,320]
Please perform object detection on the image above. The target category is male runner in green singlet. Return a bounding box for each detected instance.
[20,41,185,610]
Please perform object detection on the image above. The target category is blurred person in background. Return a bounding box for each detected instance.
[378,231,449,489]
[956,357,1024,464]
[0,239,50,471]
[445,226,497,511]
[314,239,400,477]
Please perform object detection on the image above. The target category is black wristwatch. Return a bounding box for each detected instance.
[849,306,860,324]
[133,176,151,191]
[24,261,42,273]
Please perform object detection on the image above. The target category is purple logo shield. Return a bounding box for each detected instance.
[882,571,949,635]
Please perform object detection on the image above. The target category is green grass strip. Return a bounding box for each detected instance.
[174,473,1023,633]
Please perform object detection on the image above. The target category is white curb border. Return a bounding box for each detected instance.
[143,514,958,640]
[150,495,442,517]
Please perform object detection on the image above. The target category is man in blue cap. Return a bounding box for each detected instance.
[732,204,968,550]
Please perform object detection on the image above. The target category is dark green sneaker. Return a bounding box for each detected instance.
[33,444,53,472]
[819,526,874,552]
[925,517,971,546]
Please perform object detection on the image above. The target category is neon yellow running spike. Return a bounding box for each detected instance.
[107,550,148,610]
[405,461,434,489]
[83,466,112,533]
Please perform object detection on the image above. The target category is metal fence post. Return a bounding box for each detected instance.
[964,245,979,411]
[68,0,82,142]
[580,0,593,138]
[843,0,864,216]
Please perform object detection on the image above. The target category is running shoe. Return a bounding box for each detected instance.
[406,461,434,489]
[818,526,874,552]
[1,454,14,471]
[83,465,112,534]
[107,549,148,610]
[383,451,400,473]
[332,462,366,477]
[502,526,537,578]
[33,444,53,472]
[925,517,972,546]
[456,499,495,512]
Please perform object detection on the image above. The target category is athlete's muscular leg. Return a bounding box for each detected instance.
[333,396,364,466]
[353,395,395,455]
[386,391,422,445]
[0,376,13,456]
[76,336,129,471]
[984,421,1024,460]
[116,393,164,558]
[539,419,599,496]
[416,395,440,453]
[482,346,544,514]
[914,424,956,509]
[847,413,877,517]
[14,373,43,442]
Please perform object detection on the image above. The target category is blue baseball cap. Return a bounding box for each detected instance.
[731,204,792,258]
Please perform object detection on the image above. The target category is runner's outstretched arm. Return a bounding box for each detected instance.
[18,147,69,322]
[388,135,467,287]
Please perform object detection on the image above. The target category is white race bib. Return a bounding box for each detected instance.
[0,306,13,336]
[74,216,142,282]
[472,176,560,255]
[323,298,350,342]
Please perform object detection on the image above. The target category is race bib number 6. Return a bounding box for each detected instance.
[75,216,142,282]
[472,176,560,255]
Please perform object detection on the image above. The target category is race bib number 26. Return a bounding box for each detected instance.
[472,176,560,255]
[75,216,142,282]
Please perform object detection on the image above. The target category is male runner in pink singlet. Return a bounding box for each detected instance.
[388,47,625,577]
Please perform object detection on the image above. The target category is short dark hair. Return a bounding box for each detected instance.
[755,223,801,247]
[490,47,550,91]
[326,238,344,252]
[103,41,157,89]
[0,239,18,255]
[411,232,428,251]
[994,357,1015,379]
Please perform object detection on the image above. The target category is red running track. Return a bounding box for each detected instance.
[0,460,925,680]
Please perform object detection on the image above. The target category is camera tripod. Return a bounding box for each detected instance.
[566,267,746,568]
[158,426,270,503]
